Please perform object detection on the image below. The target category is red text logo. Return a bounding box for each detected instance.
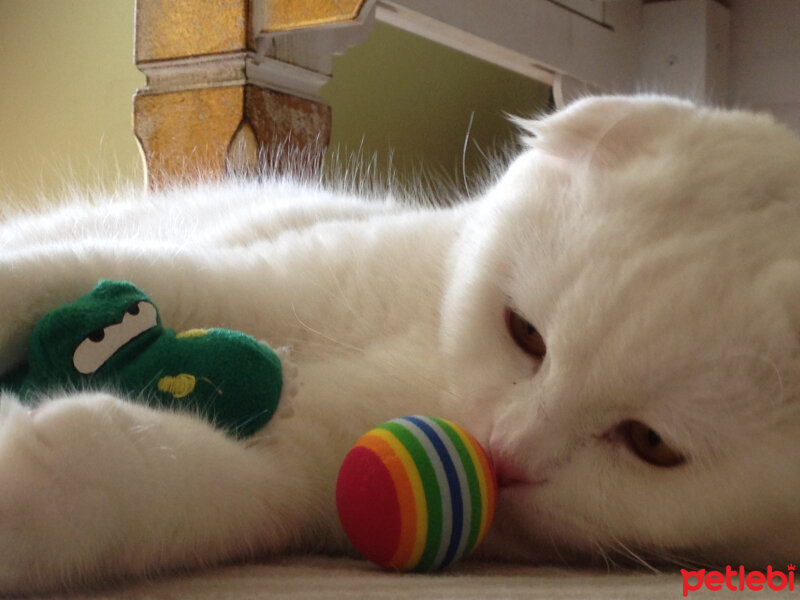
[682,565,795,596]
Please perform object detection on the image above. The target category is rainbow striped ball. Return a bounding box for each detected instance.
[336,415,497,571]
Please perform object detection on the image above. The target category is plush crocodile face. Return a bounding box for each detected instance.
[28,280,163,384]
[71,296,160,376]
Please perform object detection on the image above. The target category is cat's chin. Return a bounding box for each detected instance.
[484,491,723,571]
[478,481,577,565]
[474,512,593,566]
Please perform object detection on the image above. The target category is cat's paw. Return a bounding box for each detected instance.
[0,391,170,594]
[0,393,75,593]
[0,388,301,595]
[0,393,106,592]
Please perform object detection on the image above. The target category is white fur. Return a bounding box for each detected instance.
[1,95,800,593]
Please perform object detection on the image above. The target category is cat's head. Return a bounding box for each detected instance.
[441,95,800,568]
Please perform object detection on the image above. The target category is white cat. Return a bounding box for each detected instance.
[1,95,799,594]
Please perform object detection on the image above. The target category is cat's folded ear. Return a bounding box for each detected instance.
[512,95,696,167]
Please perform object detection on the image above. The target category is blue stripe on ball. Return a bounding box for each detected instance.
[407,416,465,569]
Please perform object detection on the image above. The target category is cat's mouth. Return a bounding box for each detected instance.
[492,452,541,489]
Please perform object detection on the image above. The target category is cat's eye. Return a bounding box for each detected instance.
[505,307,546,360]
[624,420,685,468]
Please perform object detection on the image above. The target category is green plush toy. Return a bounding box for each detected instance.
[0,280,283,439]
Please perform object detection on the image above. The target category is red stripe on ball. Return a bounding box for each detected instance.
[336,445,401,566]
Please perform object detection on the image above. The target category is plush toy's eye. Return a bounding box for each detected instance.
[72,301,158,374]
[623,421,685,467]
[505,307,546,360]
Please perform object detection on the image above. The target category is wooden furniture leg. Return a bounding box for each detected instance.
[133,0,373,189]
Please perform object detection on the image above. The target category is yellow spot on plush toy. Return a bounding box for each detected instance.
[176,329,209,339]
[157,373,197,398]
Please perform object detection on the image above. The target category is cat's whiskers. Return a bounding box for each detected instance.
[604,536,720,573]
[592,541,617,572]
[606,536,661,573]
[289,303,365,354]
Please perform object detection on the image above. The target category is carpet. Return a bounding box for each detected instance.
[36,556,751,599]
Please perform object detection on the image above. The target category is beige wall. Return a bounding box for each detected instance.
[0,1,549,203]
[322,21,551,188]
[0,0,145,203]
